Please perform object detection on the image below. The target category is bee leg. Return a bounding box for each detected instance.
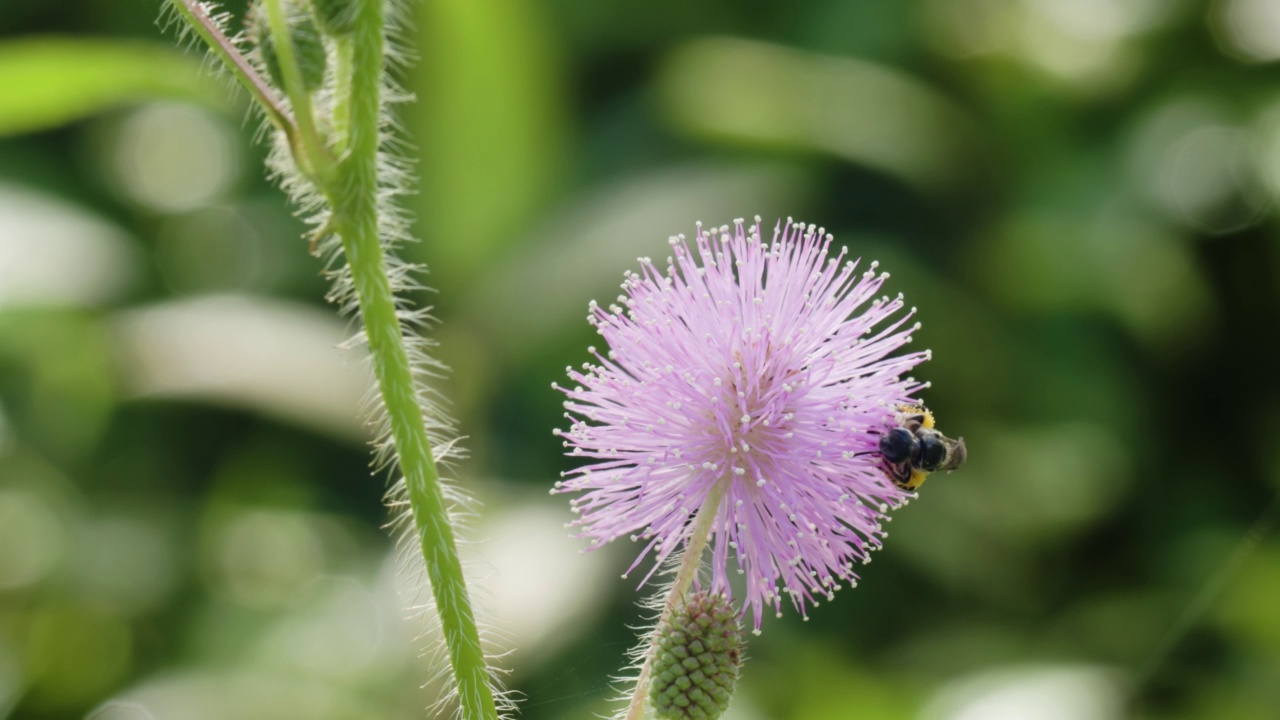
[882,462,913,489]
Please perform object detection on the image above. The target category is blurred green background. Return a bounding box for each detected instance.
[2,0,1280,718]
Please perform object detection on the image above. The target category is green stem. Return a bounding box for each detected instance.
[335,3,498,720]
[169,2,499,716]
[262,0,332,182]
[331,36,355,153]
[624,482,727,720]
[168,0,294,134]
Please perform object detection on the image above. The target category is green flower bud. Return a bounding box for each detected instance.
[311,0,358,36]
[252,4,327,93]
[650,592,742,720]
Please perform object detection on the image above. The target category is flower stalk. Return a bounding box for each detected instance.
[625,482,726,720]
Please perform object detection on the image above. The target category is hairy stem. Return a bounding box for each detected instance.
[624,482,727,720]
[262,0,332,181]
[334,2,498,719]
[168,0,293,132]
[167,1,501,716]
[331,36,355,152]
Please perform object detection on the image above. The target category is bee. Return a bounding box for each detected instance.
[877,405,966,491]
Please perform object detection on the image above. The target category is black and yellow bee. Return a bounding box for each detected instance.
[877,405,966,491]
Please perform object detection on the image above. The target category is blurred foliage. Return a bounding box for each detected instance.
[0,38,227,137]
[2,0,1280,719]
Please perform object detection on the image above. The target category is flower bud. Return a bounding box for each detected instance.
[252,5,327,93]
[650,592,742,720]
[311,0,357,36]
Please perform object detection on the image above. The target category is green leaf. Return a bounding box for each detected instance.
[0,37,230,137]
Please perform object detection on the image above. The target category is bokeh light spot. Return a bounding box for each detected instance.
[0,488,66,591]
[156,206,276,294]
[1213,0,1280,62]
[923,665,1125,720]
[104,103,241,213]
[1156,125,1267,232]
[256,576,384,679]
[70,515,178,616]
[1127,98,1270,233]
[204,509,327,609]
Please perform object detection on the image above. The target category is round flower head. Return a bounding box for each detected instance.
[553,218,930,629]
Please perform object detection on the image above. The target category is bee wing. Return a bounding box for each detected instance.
[938,436,966,472]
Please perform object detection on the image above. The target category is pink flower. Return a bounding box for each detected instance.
[553,218,929,629]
